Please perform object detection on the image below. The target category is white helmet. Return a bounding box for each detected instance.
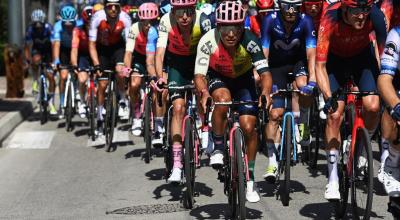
[31,9,46,23]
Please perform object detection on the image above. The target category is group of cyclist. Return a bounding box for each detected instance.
[23,0,400,214]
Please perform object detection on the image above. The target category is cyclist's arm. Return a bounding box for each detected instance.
[146,26,158,77]
[124,25,136,69]
[89,41,100,66]
[155,14,169,78]
[304,15,317,82]
[71,28,80,67]
[378,74,399,108]
[52,41,60,64]
[315,13,332,99]
[51,22,61,65]
[194,33,211,95]
[24,43,32,63]
[155,47,165,79]
[306,48,316,82]
[261,14,272,60]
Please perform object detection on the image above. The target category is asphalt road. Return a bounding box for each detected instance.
[0,111,393,219]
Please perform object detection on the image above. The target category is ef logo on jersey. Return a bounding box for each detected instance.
[246,41,261,54]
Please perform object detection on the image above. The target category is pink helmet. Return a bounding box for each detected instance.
[138,3,159,20]
[170,0,197,7]
[216,1,246,24]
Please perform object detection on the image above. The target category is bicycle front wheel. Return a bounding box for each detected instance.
[231,128,246,220]
[39,78,48,125]
[66,83,73,132]
[183,118,196,209]
[89,88,96,141]
[144,95,152,164]
[351,127,373,219]
[105,82,117,152]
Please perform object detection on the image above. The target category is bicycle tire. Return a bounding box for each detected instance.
[282,117,291,206]
[183,118,196,209]
[310,96,320,168]
[90,87,96,141]
[164,107,173,180]
[351,127,373,219]
[39,78,48,125]
[232,128,246,219]
[66,83,73,132]
[105,81,116,152]
[144,95,152,164]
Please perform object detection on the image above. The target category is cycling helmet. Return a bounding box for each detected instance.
[216,1,246,24]
[60,6,77,22]
[170,0,197,7]
[278,0,303,6]
[342,0,373,7]
[138,3,159,20]
[256,0,274,9]
[31,9,46,23]
[93,3,104,13]
[81,6,93,23]
[104,0,120,5]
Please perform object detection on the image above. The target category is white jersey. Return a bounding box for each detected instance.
[381,27,400,76]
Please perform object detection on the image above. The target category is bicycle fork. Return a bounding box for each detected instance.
[63,74,75,108]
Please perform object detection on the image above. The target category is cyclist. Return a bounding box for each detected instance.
[260,0,317,182]
[123,2,159,137]
[88,0,132,135]
[194,0,272,203]
[378,25,400,196]
[24,9,55,113]
[52,5,83,118]
[302,0,324,32]
[71,6,93,119]
[155,0,211,182]
[315,0,387,200]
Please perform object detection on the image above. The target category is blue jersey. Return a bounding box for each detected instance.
[51,19,83,49]
[25,22,53,52]
[261,12,316,66]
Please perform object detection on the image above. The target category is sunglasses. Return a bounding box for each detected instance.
[173,7,195,17]
[280,2,301,12]
[304,1,323,8]
[347,6,371,16]
[106,4,121,11]
[219,25,243,35]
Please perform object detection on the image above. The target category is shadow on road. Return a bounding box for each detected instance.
[146,168,165,181]
[190,203,263,219]
[306,163,327,178]
[258,180,309,197]
[153,181,214,202]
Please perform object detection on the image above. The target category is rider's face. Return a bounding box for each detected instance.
[280,3,301,23]
[345,6,371,30]
[304,1,323,17]
[218,24,243,48]
[173,7,195,27]
[106,4,121,19]
[140,20,156,33]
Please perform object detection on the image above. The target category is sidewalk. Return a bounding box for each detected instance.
[0,76,36,145]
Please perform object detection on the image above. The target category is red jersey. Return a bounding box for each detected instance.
[72,27,89,54]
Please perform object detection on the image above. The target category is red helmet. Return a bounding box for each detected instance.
[81,6,93,23]
[256,0,274,10]
[342,0,373,7]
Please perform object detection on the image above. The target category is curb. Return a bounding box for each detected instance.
[0,97,36,146]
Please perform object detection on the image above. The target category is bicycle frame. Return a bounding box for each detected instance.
[39,64,48,102]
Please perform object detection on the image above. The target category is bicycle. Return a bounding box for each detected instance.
[331,87,377,219]
[307,88,325,169]
[64,66,78,132]
[84,67,97,141]
[161,84,204,209]
[205,97,267,219]
[38,63,50,125]
[270,88,302,207]
[103,69,117,152]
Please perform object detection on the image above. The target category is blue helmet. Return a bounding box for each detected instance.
[60,6,77,22]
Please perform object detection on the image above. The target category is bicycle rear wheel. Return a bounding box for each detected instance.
[183,118,196,209]
[144,95,152,163]
[309,95,321,168]
[89,88,96,141]
[66,83,73,132]
[39,78,48,125]
[230,128,246,219]
[351,127,373,219]
[281,117,292,206]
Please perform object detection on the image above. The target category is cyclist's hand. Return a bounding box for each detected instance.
[258,94,271,110]
[94,65,102,77]
[121,66,131,78]
[390,103,400,122]
[201,91,212,113]
[52,59,60,71]
[300,81,317,96]
[72,65,79,75]
[323,97,338,114]
[155,78,166,92]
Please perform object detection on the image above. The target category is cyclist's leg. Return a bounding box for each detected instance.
[30,50,41,93]
[129,62,145,136]
[77,55,90,118]
[58,47,71,117]
[114,45,129,119]
[264,65,288,180]
[153,70,168,145]
[96,50,112,135]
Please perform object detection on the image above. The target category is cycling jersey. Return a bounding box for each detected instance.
[89,9,132,46]
[195,29,269,78]
[52,19,84,48]
[381,27,400,76]
[126,23,158,56]
[25,22,53,50]
[261,12,317,67]
[71,26,89,54]
[157,10,212,56]
[316,3,387,62]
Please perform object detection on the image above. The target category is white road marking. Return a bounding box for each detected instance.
[6,131,56,149]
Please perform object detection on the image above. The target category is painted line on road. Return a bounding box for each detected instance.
[5,131,56,149]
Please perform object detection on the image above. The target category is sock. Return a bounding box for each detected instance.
[248,160,255,181]
[386,146,400,168]
[48,93,54,104]
[267,143,279,167]
[155,117,164,133]
[134,103,141,119]
[60,93,65,107]
[212,132,224,152]
[97,105,104,121]
[381,138,390,163]
[327,149,339,184]
[300,106,310,125]
[293,111,300,125]
[172,144,183,169]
